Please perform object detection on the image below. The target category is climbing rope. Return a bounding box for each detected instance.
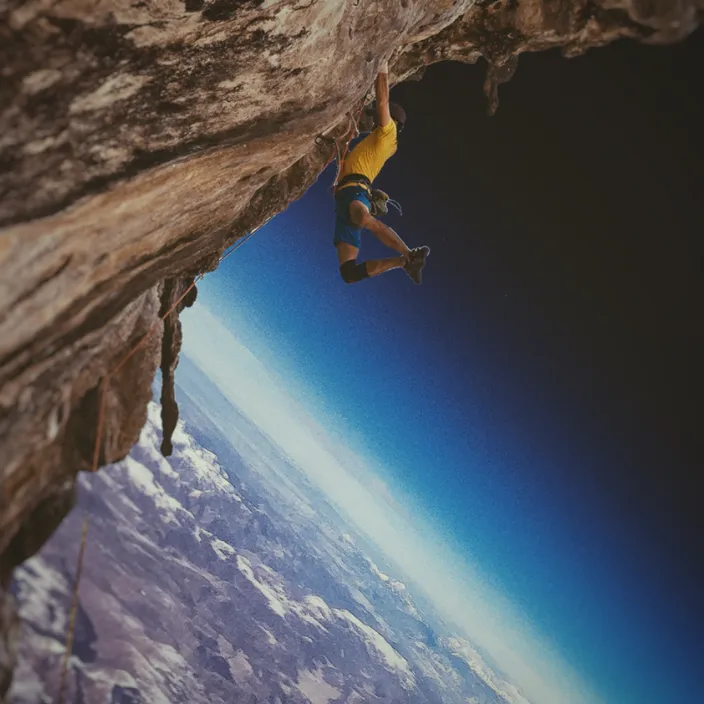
[316,112,352,185]
[54,223,265,704]
[332,97,370,189]
[316,83,374,192]
[55,516,89,703]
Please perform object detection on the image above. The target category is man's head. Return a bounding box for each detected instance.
[389,102,406,133]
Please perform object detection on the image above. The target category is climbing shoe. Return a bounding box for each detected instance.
[403,246,430,285]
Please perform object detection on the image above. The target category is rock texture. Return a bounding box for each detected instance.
[0,0,700,699]
[159,276,198,456]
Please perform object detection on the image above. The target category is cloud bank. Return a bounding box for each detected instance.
[181,303,601,704]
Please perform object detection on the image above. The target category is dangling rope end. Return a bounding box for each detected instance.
[387,198,403,216]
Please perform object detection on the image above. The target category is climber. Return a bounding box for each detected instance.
[332,61,430,285]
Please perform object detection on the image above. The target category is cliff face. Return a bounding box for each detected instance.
[0,0,700,698]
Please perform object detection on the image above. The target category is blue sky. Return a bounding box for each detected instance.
[183,161,698,704]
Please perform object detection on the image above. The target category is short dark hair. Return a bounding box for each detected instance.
[389,102,407,129]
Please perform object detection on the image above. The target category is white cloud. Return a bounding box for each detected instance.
[236,555,287,618]
[335,608,416,687]
[181,304,602,704]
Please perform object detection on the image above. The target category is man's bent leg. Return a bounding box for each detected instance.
[340,259,369,284]
[337,243,405,284]
[365,256,406,278]
[336,242,360,266]
[348,200,411,257]
[339,256,406,284]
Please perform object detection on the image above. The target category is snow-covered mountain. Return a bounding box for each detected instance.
[10,358,533,704]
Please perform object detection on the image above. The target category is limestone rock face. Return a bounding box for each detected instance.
[0,0,700,698]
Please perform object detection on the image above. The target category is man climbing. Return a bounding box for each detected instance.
[332,61,430,285]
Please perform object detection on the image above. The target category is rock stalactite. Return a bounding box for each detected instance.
[0,0,700,698]
[159,276,198,457]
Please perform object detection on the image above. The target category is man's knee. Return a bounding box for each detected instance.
[340,259,369,284]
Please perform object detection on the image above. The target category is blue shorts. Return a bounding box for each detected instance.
[333,185,371,249]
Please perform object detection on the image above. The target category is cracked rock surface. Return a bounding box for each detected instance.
[0,0,700,698]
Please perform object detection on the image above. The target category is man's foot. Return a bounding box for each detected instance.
[403,246,430,284]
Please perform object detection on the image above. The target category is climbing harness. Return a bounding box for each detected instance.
[316,111,357,188]
[331,174,403,223]
[316,81,374,192]
[54,222,267,704]
[333,173,401,217]
[335,172,372,192]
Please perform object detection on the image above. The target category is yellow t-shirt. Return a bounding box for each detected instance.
[339,120,397,185]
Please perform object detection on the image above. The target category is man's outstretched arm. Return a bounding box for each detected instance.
[375,60,392,128]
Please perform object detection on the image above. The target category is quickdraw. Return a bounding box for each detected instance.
[369,188,403,217]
